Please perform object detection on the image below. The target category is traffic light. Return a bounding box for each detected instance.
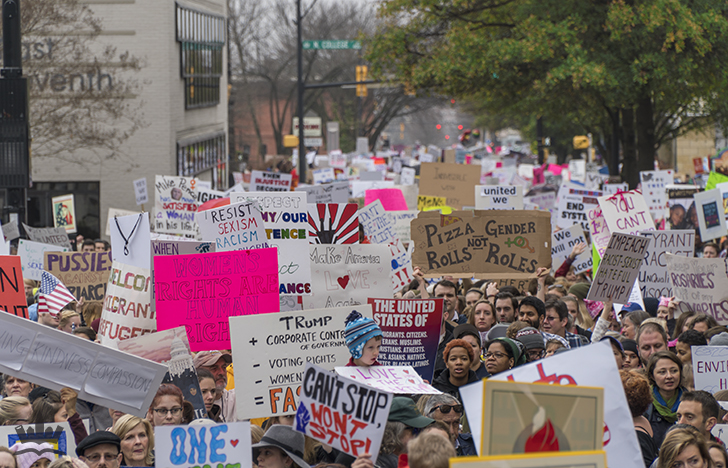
[573,135,589,149]
[356,66,368,97]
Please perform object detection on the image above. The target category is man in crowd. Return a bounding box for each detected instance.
[677,391,720,442]
[77,432,122,468]
[37,310,59,328]
[95,239,111,251]
[703,242,719,258]
[543,299,585,348]
[193,351,237,422]
[423,394,476,456]
[434,280,465,324]
[494,292,518,324]
[637,322,668,365]
[81,239,96,252]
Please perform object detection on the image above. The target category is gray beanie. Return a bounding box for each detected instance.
[710,332,728,347]
[515,327,545,350]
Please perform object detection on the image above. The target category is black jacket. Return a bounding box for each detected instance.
[433,322,455,380]
[432,368,479,401]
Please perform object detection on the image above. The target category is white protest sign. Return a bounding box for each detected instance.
[666,254,728,323]
[296,182,350,204]
[313,168,336,184]
[551,225,592,274]
[394,184,419,210]
[603,183,629,195]
[419,152,435,163]
[588,207,611,259]
[251,170,292,192]
[598,190,655,235]
[461,341,643,468]
[587,233,650,303]
[638,230,694,298]
[400,167,416,186]
[1,221,20,241]
[392,211,418,245]
[475,185,523,210]
[351,181,395,198]
[17,239,68,281]
[585,172,609,190]
[105,208,140,236]
[155,422,252,468]
[110,213,151,270]
[23,224,72,250]
[692,346,728,393]
[568,159,586,182]
[694,189,728,241]
[153,175,198,236]
[392,157,403,174]
[197,187,225,205]
[614,279,645,314]
[296,363,392,461]
[389,240,414,293]
[0,311,166,416]
[524,192,556,211]
[133,177,148,205]
[557,187,602,230]
[0,421,77,458]
[335,366,441,394]
[640,170,673,223]
[230,305,368,419]
[330,150,346,168]
[713,425,728,447]
[303,244,393,309]
[196,201,269,251]
[359,200,397,244]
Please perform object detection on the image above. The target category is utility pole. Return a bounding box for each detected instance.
[536,116,544,165]
[296,0,306,183]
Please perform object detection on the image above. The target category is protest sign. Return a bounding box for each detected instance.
[419,162,481,209]
[251,170,292,192]
[0,422,77,458]
[666,186,701,230]
[149,239,214,311]
[296,182,350,204]
[230,305,366,419]
[640,170,673,224]
[196,187,225,205]
[691,346,728,393]
[598,190,654,235]
[713,425,728,447]
[666,254,728,322]
[450,452,608,468]
[196,201,269,251]
[0,256,29,318]
[557,188,602,230]
[17,240,68,281]
[391,211,418,245]
[296,363,392,461]
[569,159,586,182]
[389,240,413,293]
[587,233,650,304]
[411,210,552,279]
[308,204,360,244]
[153,175,198,236]
[359,200,397,244]
[133,177,148,205]
[392,157,403,174]
[365,188,408,211]
[367,298,442,381]
[105,208,140,236]
[98,261,154,345]
[313,168,336,184]
[51,194,77,234]
[23,224,72,250]
[110,212,151,270]
[335,366,441,394]
[154,249,280,351]
[475,186,524,210]
[459,341,642,468]
[0,311,166,416]
[361,171,384,182]
[400,167,416,186]
[156,422,252,468]
[304,244,392,309]
[1,221,19,241]
[351,181,394,199]
[330,150,346,168]
[588,207,611,261]
[523,192,556,211]
[694,189,728,241]
[233,192,312,295]
[585,172,609,190]
[44,251,112,305]
[417,195,447,211]
[394,184,418,210]
[638,230,694,298]
[551,225,592,274]
[603,183,629,195]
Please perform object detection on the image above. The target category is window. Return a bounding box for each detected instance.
[176,4,225,109]
[27,182,100,239]
[177,132,227,189]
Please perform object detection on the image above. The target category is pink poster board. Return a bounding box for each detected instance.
[364,189,408,211]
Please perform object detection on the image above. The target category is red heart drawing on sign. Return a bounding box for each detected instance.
[337,276,350,289]
[231,439,239,447]
[408,379,416,384]
[402,369,410,374]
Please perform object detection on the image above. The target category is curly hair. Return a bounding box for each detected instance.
[620,370,652,417]
[443,339,474,363]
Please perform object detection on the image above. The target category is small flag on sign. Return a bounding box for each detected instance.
[37,271,76,317]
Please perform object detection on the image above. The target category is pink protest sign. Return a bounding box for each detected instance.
[154,249,280,351]
[548,164,563,176]
[364,189,408,211]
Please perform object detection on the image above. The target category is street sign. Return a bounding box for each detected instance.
[302,40,361,50]
[304,138,323,147]
[293,117,322,137]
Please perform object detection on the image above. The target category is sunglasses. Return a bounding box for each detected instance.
[429,404,463,415]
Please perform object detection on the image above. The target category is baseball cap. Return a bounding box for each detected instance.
[193,351,232,369]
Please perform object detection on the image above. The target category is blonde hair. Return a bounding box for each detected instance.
[0,447,17,468]
[407,432,455,468]
[561,296,594,329]
[657,428,712,468]
[58,310,80,329]
[642,317,668,332]
[111,414,154,466]
[82,302,103,326]
[49,457,89,468]
[0,397,31,426]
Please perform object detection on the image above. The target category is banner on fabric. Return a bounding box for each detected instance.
[155,422,252,468]
[17,240,68,281]
[692,346,728,393]
[250,170,292,192]
[153,175,198,236]
[411,210,552,279]
[597,190,654,235]
[308,204,360,244]
[551,225,592,274]
[640,170,673,224]
[666,254,728,323]
[0,256,29,318]
[335,366,441,394]
[303,244,392,309]
[196,201,269,251]
[367,298,443,381]
[389,240,413,293]
[296,182,350,204]
[359,200,397,244]
[44,251,112,305]
[638,230,694,298]
[230,305,366,419]
[23,224,72,250]
[475,185,524,210]
[419,163,481,209]
[557,188,602,230]
[154,249,280,351]
[97,261,154,345]
[296,363,392,462]
[587,233,650,304]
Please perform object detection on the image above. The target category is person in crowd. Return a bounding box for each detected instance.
[657,428,712,468]
[674,311,697,341]
[708,442,728,468]
[81,240,95,253]
[58,310,81,333]
[545,339,566,357]
[434,280,464,324]
[48,457,91,468]
[94,240,110,252]
[602,336,624,369]
[147,384,186,427]
[638,322,669,365]
[620,370,658,468]
[423,394,475,456]
[76,431,122,468]
[646,351,685,447]
[0,397,31,426]
[561,295,593,336]
[516,296,544,330]
[344,310,382,367]
[73,327,96,341]
[81,303,103,329]
[691,315,719,334]
[433,339,479,398]
[554,242,587,278]
[657,297,671,322]
[29,388,87,445]
[506,321,530,339]
[703,243,720,258]
[468,300,496,348]
[111,414,154,467]
[407,433,455,468]
[4,376,32,398]
[494,292,517,324]
[515,328,545,362]
[707,328,728,343]
[196,368,219,421]
[484,337,525,376]
[623,339,642,370]
[106,409,126,430]
[677,391,720,443]
[547,282,568,298]
[37,310,59,329]
[0,447,16,468]
[453,324,489,378]
[9,442,54,468]
[543,299,585,347]
[192,351,236,423]
[464,288,483,309]
[676,331,708,364]
[622,310,652,340]
[434,292,457,380]
[252,425,310,468]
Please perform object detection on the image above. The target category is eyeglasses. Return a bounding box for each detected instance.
[84,453,120,463]
[527,349,545,360]
[153,407,183,416]
[428,404,463,415]
[484,352,508,360]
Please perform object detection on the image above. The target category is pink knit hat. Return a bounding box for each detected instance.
[10,442,56,468]
[659,296,671,308]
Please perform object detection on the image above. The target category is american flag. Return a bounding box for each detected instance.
[37,271,76,316]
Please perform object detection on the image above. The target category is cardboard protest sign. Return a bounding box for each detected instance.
[98,261,154,345]
[0,422,77,458]
[475,185,524,210]
[691,346,728,393]
[391,211,418,245]
[358,200,397,244]
[666,254,728,322]
[368,298,443,381]
[335,366,441,394]
[51,194,77,234]
[389,240,414,293]
[196,201,269,251]
[411,210,552,279]
[551,225,592,274]
[557,187,602,230]
[587,233,650,304]
[304,244,393,309]
[0,256,29,318]
[598,190,655,235]
[44,251,112,305]
[640,170,673,224]
[1,221,20,241]
[694,188,728,241]
[666,186,701,230]
[156,422,252,468]
[133,177,148,205]
[251,170,292,192]
[233,192,312,295]
[460,341,642,468]
[297,182,350,204]
[419,162,481,209]
[155,249,280,351]
[308,204,360,244]
[313,167,336,184]
[110,212,151,270]
[296,363,392,461]
[118,327,208,419]
[639,230,694,298]
[17,240,68,281]
[23,224,72,250]
[365,188,408,211]
[230,305,366,419]
[400,167,416,186]
[0,311,166,416]
[153,175,198,236]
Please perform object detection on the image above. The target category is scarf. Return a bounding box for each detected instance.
[652,386,682,423]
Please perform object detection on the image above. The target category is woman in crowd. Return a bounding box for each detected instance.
[111,414,154,467]
[48,457,90,468]
[453,324,489,379]
[620,370,658,468]
[3,376,32,398]
[708,442,728,468]
[483,337,525,376]
[646,351,685,448]
[29,390,87,445]
[657,428,712,468]
[9,442,54,468]
[0,397,31,426]
[433,339,479,399]
[0,447,16,468]
[58,311,81,333]
[622,340,642,370]
[252,425,310,468]
[562,296,593,333]
[197,369,220,422]
[622,310,651,340]
[469,299,497,346]
[147,384,186,427]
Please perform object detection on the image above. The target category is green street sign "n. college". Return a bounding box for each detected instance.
[302,40,361,50]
